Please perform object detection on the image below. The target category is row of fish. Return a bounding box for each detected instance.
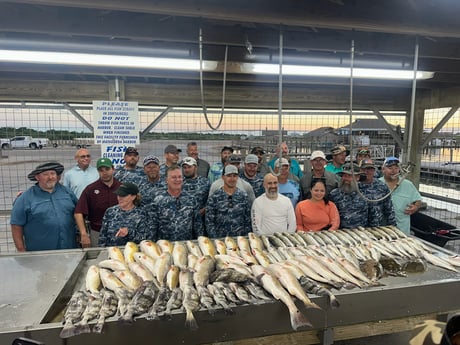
[61,226,460,337]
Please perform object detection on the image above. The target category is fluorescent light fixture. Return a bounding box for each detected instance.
[0,49,434,80]
[248,63,433,80]
[0,49,217,71]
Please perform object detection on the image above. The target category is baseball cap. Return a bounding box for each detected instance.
[383,156,400,167]
[97,158,113,169]
[274,158,289,167]
[228,154,242,164]
[326,145,350,160]
[245,154,259,165]
[310,150,326,161]
[182,157,197,166]
[224,165,239,175]
[164,144,181,154]
[143,155,160,166]
[221,146,234,153]
[339,163,361,175]
[250,146,265,155]
[357,147,370,156]
[360,158,376,169]
[124,147,138,155]
[114,182,139,196]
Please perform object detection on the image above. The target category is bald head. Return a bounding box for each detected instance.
[263,173,279,200]
[74,148,91,170]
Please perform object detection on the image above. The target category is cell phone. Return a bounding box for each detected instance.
[12,338,45,345]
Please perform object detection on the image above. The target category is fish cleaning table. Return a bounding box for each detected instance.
[1,244,460,345]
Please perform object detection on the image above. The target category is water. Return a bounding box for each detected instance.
[421,147,460,163]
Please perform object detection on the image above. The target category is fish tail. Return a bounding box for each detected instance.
[119,311,134,324]
[75,323,91,335]
[185,309,198,331]
[92,317,105,334]
[59,321,78,339]
[289,308,312,331]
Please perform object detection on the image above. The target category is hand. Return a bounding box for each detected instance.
[80,233,91,248]
[115,227,128,237]
[404,204,418,215]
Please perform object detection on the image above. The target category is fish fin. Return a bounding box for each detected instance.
[304,301,322,310]
[59,321,77,339]
[185,309,198,331]
[329,295,340,309]
[290,309,312,331]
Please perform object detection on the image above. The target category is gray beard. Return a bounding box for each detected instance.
[340,180,358,194]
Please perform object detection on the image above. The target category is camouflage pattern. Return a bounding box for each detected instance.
[205,188,251,238]
[208,162,224,184]
[240,173,265,198]
[147,190,203,241]
[98,205,151,246]
[137,176,166,206]
[159,163,173,180]
[113,166,145,184]
[329,188,371,228]
[183,176,210,209]
[359,180,397,226]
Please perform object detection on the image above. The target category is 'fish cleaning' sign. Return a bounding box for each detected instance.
[93,100,140,168]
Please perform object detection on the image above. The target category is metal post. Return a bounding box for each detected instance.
[406,37,419,165]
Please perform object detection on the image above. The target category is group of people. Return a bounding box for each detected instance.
[10,141,421,252]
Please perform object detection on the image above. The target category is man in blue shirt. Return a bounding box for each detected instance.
[62,148,99,198]
[11,162,78,251]
[379,156,422,234]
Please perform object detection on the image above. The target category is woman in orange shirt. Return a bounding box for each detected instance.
[295,179,340,232]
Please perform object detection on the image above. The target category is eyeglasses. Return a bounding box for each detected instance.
[79,155,91,158]
[228,195,234,208]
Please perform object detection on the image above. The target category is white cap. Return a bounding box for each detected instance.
[274,158,289,167]
[310,150,326,161]
[245,154,259,164]
[224,165,239,175]
[181,157,197,166]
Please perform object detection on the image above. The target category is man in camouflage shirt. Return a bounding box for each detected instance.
[240,154,265,198]
[113,147,145,183]
[329,163,370,228]
[205,165,251,238]
[148,165,203,241]
[138,155,165,205]
[159,144,181,179]
[182,156,210,217]
[359,159,397,227]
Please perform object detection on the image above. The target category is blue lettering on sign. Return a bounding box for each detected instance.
[106,145,127,152]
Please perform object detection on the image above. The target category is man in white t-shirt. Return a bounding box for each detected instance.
[251,173,296,235]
